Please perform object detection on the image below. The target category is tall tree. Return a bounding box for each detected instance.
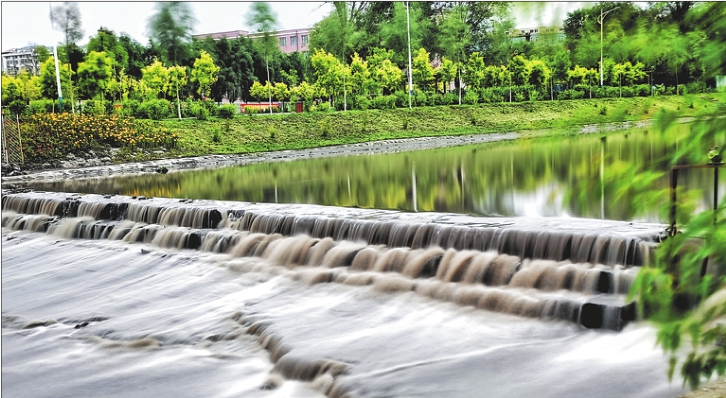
[147,2,196,66]
[439,4,471,104]
[190,50,220,99]
[246,2,278,114]
[76,51,113,101]
[49,1,84,60]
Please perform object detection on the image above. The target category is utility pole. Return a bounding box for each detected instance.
[598,5,619,87]
[49,2,63,112]
[406,1,413,109]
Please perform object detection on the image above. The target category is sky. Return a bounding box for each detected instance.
[1,1,587,51]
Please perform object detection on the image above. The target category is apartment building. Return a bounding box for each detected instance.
[1,46,45,76]
[192,28,310,54]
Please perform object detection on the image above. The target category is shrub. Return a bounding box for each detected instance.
[355,95,372,110]
[244,106,259,117]
[393,90,408,108]
[218,104,237,119]
[480,88,506,103]
[316,102,331,112]
[463,91,479,105]
[28,99,56,114]
[200,99,218,117]
[443,92,458,105]
[414,92,427,107]
[18,113,178,162]
[120,99,141,118]
[634,84,650,97]
[620,86,635,98]
[82,99,108,116]
[558,89,584,100]
[138,99,171,120]
[372,95,396,110]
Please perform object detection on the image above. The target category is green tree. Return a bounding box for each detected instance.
[439,4,470,104]
[369,51,403,96]
[39,56,73,102]
[349,52,372,96]
[76,51,113,101]
[464,52,486,92]
[190,50,220,99]
[167,65,187,119]
[246,2,278,114]
[49,1,84,62]
[310,49,345,101]
[508,55,530,86]
[528,59,550,88]
[141,59,169,99]
[412,48,435,93]
[87,27,129,76]
[147,2,196,66]
[380,2,427,64]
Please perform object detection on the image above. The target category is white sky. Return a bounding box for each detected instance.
[1,1,586,50]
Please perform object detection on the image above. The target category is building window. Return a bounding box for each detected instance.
[291,36,297,46]
[279,37,286,46]
[301,35,308,45]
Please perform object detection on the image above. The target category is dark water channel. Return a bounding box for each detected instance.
[23,123,726,222]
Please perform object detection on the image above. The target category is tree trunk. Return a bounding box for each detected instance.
[176,85,182,120]
[266,57,272,115]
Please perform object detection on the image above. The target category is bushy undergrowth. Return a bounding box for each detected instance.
[19,113,177,162]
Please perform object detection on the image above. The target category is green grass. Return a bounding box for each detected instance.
[131,95,722,161]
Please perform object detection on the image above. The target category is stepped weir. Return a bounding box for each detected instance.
[2,190,666,332]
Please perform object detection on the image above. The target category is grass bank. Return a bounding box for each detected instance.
[132,95,721,161]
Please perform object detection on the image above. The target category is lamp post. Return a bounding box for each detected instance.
[598,5,620,87]
[406,1,413,109]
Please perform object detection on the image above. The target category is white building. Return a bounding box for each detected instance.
[1,46,46,76]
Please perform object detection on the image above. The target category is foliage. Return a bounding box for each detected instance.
[77,51,113,100]
[147,2,196,65]
[49,2,84,53]
[190,50,220,97]
[218,104,237,119]
[141,59,169,99]
[137,98,171,120]
[19,113,177,161]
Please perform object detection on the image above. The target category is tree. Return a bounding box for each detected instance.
[508,55,530,86]
[167,65,187,119]
[147,2,196,66]
[436,56,457,94]
[439,4,470,104]
[412,48,435,92]
[49,2,84,62]
[310,49,345,101]
[528,59,550,88]
[349,52,372,96]
[76,51,113,100]
[368,49,403,95]
[141,59,169,99]
[190,50,219,99]
[463,52,486,92]
[87,27,129,75]
[39,57,73,102]
[246,2,278,114]
[380,2,427,65]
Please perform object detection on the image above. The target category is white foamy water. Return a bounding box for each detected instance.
[2,228,686,397]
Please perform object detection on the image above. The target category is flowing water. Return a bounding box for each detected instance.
[2,191,688,397]
[6,125,720,397]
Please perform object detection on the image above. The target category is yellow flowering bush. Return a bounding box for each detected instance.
[20,113,178,161]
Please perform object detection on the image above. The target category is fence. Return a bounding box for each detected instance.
[1,114,24,165]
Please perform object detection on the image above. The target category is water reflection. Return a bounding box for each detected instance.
[22,124,726,222]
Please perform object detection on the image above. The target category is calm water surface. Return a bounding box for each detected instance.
[23,124,726,222]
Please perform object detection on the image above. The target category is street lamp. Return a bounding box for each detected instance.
[406,1,413,109]
[598,5,620,87]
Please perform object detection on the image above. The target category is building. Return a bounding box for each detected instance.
[1,45,46,76]
[506,26,566,45]
[192,28,310,54]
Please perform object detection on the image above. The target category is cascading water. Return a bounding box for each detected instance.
[2,190,685,397]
